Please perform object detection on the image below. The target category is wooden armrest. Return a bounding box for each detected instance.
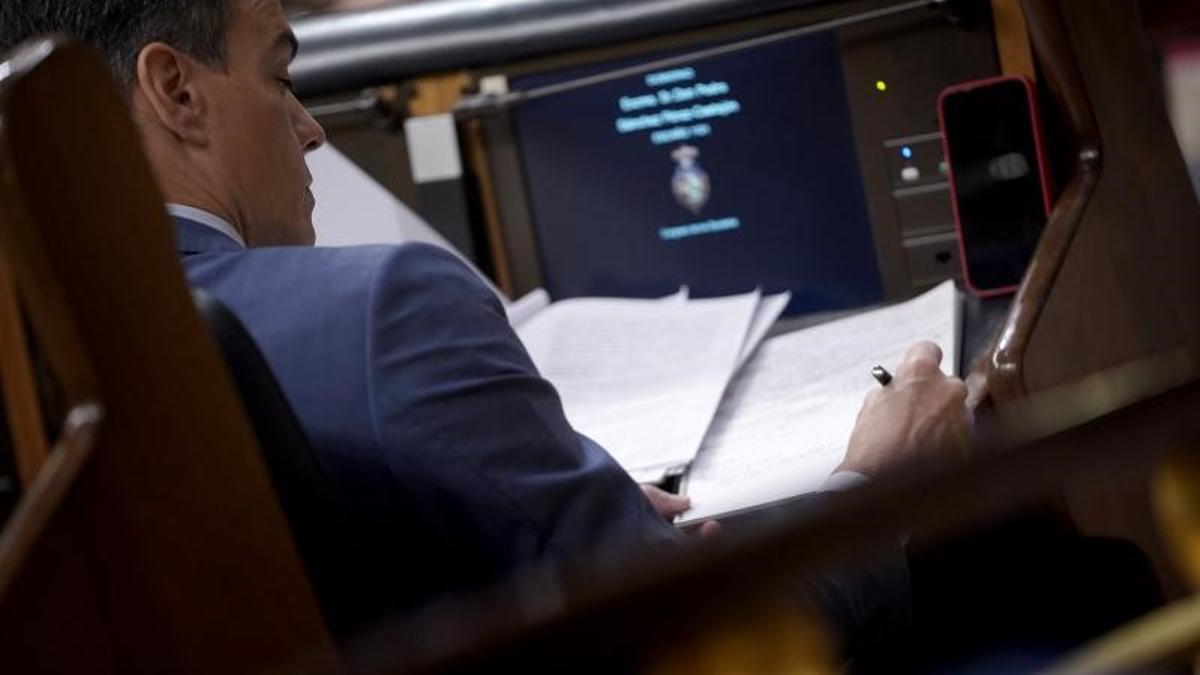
[0,404,102,600]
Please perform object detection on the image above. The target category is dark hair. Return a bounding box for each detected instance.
[0,1,230,89]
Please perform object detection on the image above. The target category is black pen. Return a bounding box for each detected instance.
[871,365,892,386]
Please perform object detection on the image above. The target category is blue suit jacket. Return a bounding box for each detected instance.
[174,217,908,656]
[174,217,676,610]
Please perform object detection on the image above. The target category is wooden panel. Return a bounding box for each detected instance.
[0,40,337,674]
[408,71,471,116]
[992,0,1037,80]
[968,0,1200,613]
[0,253,48,482]
[1019,0,1200,394]
[985,0,1200,401]
[462,119,516,296]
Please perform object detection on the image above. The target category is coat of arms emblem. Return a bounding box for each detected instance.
[670,145,710,214]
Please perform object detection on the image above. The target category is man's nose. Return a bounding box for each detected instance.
[296,103,327,153]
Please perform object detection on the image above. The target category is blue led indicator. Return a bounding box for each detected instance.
[900,146,914,160]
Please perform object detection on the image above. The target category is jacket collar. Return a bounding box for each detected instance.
[173,216,244,255]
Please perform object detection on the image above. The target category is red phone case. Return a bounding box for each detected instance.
[937,75,1054,298]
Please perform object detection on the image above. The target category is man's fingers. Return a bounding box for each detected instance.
[640,484,691,519]
[965,369,989,410]
[901,340,942,368]
[947,377,969,402]
[895,341,943,380]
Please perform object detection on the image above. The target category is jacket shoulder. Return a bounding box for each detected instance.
[200,241,482,298]
[365,243,506,321]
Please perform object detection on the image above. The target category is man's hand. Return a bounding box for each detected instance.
[840,341,969,478]
[640,485,721,538]
[641,484,692,520]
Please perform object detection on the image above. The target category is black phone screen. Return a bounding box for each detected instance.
[942,79,1048,292]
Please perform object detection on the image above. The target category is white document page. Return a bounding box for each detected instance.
[505,289,552,328]
[738,292,791,367]
[308,144,511,303]
[517,291,760,477]
[680,281,959,523]
[624,291,791,483]
[508,287,689,329]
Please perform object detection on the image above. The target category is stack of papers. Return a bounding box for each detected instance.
[680,280,959,523]
[514,289,790,482]
[513,280,959,519]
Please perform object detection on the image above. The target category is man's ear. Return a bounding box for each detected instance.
[134,43,210,146]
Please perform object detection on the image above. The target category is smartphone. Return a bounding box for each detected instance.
[938,76,1053,297]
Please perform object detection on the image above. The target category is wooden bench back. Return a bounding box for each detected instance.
[0,39,336,674]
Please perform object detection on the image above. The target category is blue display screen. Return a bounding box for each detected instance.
[510,31,883,315]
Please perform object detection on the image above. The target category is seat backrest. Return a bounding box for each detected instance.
[0,39,336,674]
[194,289,389,639]
[0,409,17,529]
[984,0,1200,400]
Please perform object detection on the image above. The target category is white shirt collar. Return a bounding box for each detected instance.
[166,204,246,248]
